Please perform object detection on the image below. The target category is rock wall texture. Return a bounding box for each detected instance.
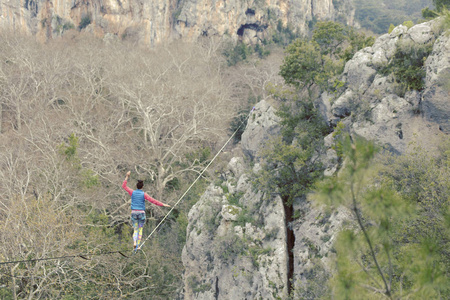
[181,19,449,299]
[182,101,289,299]
[0,0,177,44]
[319,19,449,155]
[181,100,353,299]
[0,0,354,45]
[174,0,355,44]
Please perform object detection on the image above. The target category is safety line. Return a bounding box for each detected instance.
[0,108,255,265]
[0,251,129,266]
[137,108,254,250]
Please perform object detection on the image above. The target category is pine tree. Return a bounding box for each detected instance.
[315,135,448,299]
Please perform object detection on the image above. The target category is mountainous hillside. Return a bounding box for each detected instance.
[0,1,448,299]
[181,17,449,299]
[0,0,355,45]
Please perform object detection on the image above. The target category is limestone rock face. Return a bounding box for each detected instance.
[181,17,450,300]
[0,0,354,45]
[343,49,377,92]
[182,101,291,299]
[182,156,289,299]
[290,202,352,296]
[0,0,176,44]
[406,23,435,44]
[241,100,281,161]
[332,89,353,117]
[325,20,449,154]
[175,0,354,43]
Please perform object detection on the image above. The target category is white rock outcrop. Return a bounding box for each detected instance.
[182,101,289,299]
[326,20,449,154]
[241,100,281,161]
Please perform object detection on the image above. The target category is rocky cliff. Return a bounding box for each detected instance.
[181,100,352,299]
[181,19,449,299]
[0,0,354,44]
[321,18,449,153]
[182,101,289,299]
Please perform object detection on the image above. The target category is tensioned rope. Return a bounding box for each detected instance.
[0,108,255,265]
[0,251,129,266]
[137,108,254,250]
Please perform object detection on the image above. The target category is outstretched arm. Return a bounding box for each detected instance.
[122,171,133,196]
[144,193,171,207]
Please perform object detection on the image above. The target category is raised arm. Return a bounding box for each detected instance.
[122,171,134,196]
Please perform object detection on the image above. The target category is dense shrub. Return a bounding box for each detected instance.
[79,14,91,30]
[380,41,433,94]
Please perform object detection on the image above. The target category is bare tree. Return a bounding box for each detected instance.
[0,34,50,132]
[225,48,286,103]
[0,32,244,298]
[107,42,234,201]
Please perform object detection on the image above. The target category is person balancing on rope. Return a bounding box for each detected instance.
[122,171,170,251]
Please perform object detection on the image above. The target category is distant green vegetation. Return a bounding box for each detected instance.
[432,0,450,11]
[354,0,430,33]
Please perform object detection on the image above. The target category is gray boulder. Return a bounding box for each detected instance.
[369,74,396,97]
[241,100,281,161]
[404,90,421,112]
[343,50,377,92]
[291,200,352,298]
[390,25,408,38]
[315,92,334,125]
[422,84,450,133]
[351,94,412,153]
[332,89,354,118]
[371,33,399,62]
[227,157,245,178]
[406,23,435,44]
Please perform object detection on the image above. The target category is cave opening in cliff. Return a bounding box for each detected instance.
[245,8,255,16]
[236,23,268,36]
[282,196,295,295]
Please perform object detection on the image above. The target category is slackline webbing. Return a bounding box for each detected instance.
[0,107,255,265]
[138,108,253,249]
